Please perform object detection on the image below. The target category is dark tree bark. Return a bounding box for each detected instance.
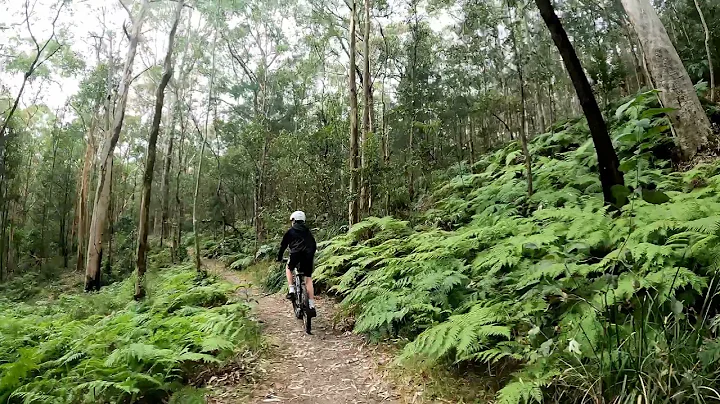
[135,0,184,299]
[535,0,625,206]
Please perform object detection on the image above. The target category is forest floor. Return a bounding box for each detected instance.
[203,258,423,404]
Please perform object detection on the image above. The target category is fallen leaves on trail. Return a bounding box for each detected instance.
[206,260,409,403]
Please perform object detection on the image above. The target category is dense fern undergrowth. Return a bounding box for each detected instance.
[315,91,720,403]
[0,261,260,403]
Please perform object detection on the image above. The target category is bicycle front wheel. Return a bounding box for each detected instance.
[304,311,312,334]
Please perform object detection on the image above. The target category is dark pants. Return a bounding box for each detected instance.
[288,252,314,277]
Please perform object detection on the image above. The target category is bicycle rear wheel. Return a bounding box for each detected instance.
[299,282,311,334]
[304,308,312,334]
[294,275,304,319]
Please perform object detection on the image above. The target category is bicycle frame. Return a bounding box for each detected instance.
[284,261,312,334]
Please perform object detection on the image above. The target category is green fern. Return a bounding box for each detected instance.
[0,265,260,403]
[313,94,720,403]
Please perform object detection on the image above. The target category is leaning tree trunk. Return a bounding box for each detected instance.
[348,0,360,227]
[85,0,149,291]
[135,0,184,300]
[535,0,625,206]
[621,0,713,160]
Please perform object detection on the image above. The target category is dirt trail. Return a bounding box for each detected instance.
[205,259,413,404]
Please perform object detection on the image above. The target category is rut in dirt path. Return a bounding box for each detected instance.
[206,260,412,404]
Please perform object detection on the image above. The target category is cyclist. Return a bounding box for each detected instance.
[277,211,317,317]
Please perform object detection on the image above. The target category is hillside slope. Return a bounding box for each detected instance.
[315,91,720,403]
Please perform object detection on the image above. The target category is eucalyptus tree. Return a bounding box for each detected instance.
[621,0,713,160]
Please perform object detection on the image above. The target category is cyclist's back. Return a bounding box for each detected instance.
[279,221,317,258]
[277,211,317,316]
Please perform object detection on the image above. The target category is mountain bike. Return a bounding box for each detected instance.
[281,259,312,334]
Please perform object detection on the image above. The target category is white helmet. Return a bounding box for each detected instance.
[290,211,306,222]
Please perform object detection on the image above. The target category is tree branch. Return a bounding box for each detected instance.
[224,34,258,83]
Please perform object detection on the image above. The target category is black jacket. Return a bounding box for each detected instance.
[277,222,317,260]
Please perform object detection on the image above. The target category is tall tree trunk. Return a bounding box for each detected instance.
[161,16,194,251]
[535,0,625,206]
[0,186,7,282]
[693,0,714,102]
[507,3,533,196]
[621,0,713,160]
[105,166,114,278]
[173,115,187,262]
[468,116,475,165]
[61,162,71,268]
[85,0,149,291]
[348,0,360,227]
[253,138,268,243]
[360,0,372,217]
[194,24,217,275]
[135,0,184,300]
[75,113,98,272]
[407,8,419,203]
[160,103,176,248]
[193,135,207,274]
[86,155,113,291]
[535,84,547,131]
[41,134,59,257]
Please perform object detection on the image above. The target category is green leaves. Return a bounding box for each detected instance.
[641,188,670,204]
[611,184,632,207]
[614,90,663,120]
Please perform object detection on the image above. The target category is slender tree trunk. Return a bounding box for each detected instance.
[173,116,186,262]
[194,24,217,275]
[535,0,625,206]
[507,3,533,196]
[193,137,207,273]
[160,105,176,247]
[41,135,59,257]
[0,186,7,282]
[61,165,71,268]
[407,9,419,203]
[693,0,714,102]
[536,84,547,131]
[85,0,149,291]
[621,0,713,160]
[135,0,184,299]
[468,116,475,165]
[360,0,372,217]
[348,0,360,227]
